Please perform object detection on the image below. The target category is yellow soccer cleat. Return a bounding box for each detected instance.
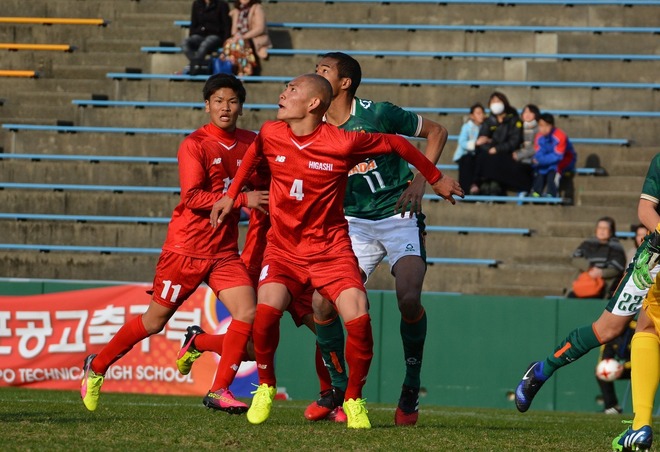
[246,383,276,425]
[176,325,205,375]
[80,354,104,412]
[343,398,371,429]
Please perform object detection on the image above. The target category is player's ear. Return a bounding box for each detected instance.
[308,96,321,112]
[341,77,352,92]
[204,99,211,113]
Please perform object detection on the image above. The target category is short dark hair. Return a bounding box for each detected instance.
[203,73,246,104]
[539,112,555,126]
[470,103,484,114]
[320,52,362,96]
[523,104,541,120]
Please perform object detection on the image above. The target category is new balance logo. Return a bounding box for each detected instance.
[275,155,286,163]
[212,157,222,165]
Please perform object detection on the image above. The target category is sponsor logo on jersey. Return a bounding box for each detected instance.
[212,157,222,165]
[308,161,334,171]
[275,155,286,163]
[405,243,415,252]
[237,159,242,167]
[348,159,377,176]
[359,99,373,109]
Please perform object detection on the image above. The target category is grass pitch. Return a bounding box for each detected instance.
[0,387,634,450]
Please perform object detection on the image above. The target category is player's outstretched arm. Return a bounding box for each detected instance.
[429,175,464,205]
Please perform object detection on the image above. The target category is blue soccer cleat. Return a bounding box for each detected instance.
[515,361,548,413]
[612,421,653,451]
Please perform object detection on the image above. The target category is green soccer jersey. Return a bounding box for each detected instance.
[340,97,423,220]
[641,153,660,204]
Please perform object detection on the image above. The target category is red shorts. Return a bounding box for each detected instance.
[287,288,313,327]
[150,250,252,309]
[259,241,365,305]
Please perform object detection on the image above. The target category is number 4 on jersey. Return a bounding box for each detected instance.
[290,179,304,201]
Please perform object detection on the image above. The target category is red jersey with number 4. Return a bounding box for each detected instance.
[162,123,257,258]
[226,121,441,257]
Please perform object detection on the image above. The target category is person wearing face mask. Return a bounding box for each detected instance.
[473,92,529,196]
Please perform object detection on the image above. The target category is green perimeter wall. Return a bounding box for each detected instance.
[0,281,638,414]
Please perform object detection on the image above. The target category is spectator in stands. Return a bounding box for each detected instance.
[473,91,529,195]
[514,104,540,166]
[567,217,626,299]
[223,0,271,75]
[626,224,649,264]
[182,0,232,75]
[453,103,485,194]
[531,113,576,198]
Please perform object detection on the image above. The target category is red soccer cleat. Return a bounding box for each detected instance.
[304,387,345,421]
[394,385,419,426]
[326,406,347,423]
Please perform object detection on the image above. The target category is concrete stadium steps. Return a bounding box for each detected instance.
[103,77,660,112]
[266,29,660,55]
[421,203,639,234]
[424,233,582,259]
[366,261,573,296]
[547,221,640,239]
[2,52,148,71]
[264,3,657,27]
[573,175,645,192]
[2,130,184,156]
[1,220,168,249]
[558,33,659,55]
[0,251,159,282]
[262,55,660,83]
[67,106,654,146]
[3,0,657,26]
[0,190,179,218]
[574,190,641,208]
[0,160,180,186]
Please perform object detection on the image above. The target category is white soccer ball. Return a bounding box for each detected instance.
[596,358,624,382]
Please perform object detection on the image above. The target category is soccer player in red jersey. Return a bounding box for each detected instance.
[209,73,463,428]
[79,73,268,414]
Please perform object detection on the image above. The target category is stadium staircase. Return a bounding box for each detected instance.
[0,0,657,296]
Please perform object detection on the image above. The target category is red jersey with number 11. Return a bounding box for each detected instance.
[226,121,441,257]
[163,123,256,259]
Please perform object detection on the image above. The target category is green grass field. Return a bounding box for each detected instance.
[0,387,635,450]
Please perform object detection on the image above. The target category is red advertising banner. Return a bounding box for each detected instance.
[0,284,258,397]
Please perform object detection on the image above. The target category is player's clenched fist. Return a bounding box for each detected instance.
[430,174,464,205]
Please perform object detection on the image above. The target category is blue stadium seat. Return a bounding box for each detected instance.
[0,153,177,164]
[0,182,180,193]
[0,124,630,146]
[72,99,660,119]
[105,72,660,91]
[257,0,658,4]
[141,46,660,62]
[0,243,161,254]
[426,226,533,236]
[174,20,659,33]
